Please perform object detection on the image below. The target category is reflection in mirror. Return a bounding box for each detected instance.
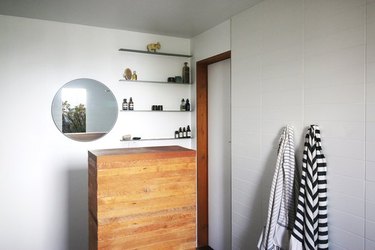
[51,78,118,142]
[62,88,87,133]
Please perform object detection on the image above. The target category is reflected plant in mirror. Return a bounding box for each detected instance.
[51,78,118,142]
[61,87,87,133]
[62,101,86,133]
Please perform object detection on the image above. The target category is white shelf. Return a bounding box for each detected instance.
[120,137,192,142]
[119,79,191,85]
[118,48,192,58]
[120,110,191,112]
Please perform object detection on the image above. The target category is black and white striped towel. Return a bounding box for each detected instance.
[258,126,299,250]
[290,125,328,250]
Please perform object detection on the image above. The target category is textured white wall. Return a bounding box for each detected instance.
[0,15,191,250]
[231,2,304,248]
[366,0,375,247]
[231,0,374,249]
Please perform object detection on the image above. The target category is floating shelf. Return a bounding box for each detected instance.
[119,79,191,85]
[120,137,192,142]
[119,48,192,58]
[120,110,191,112]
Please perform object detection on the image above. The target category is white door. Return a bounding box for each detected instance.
[207,58,231,250]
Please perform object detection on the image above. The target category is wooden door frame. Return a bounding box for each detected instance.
[196,51,231,247]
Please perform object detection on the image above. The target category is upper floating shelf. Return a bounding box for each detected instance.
[119,79,191,85]
[119,48,192,58]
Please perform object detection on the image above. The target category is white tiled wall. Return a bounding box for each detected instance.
[367,0,375,249]
[231,0,374,249]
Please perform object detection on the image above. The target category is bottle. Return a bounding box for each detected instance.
[180,98,186,111]
[174,131,179,139]
[186,125,191,138]
[182,62,190,83]
[122,98,128,110]
[179,127,183,138]
[185,98,190,111]
[183,127,187,138]
[131,71,137,80]
[129,97,134,110]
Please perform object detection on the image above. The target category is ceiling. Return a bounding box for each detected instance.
[0,0,262,38]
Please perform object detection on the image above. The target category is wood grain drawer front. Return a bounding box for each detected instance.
[89,146,196,250]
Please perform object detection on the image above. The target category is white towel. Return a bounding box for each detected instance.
[289,125,328,250]
[258,126,299,250]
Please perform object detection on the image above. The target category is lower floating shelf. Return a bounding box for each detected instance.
[119,79,191,85]
[120,110,191,112]
[120,137,192,142]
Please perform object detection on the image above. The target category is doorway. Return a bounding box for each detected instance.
[196,51,231,248]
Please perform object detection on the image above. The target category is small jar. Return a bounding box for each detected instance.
[131,71,137,80]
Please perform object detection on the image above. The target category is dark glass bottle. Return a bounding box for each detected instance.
[129,97,134,110]
[186,125,191,138]
[174,131,179,139]
[183,127,187,138]
[185,99,190,111]
[122,98,128,110]
[180,98,186,111]
[178,127,183,138]
[182,62,190,83]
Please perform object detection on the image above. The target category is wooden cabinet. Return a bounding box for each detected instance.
[88,146,196,249]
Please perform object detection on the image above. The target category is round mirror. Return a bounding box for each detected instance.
[51,78,118,142]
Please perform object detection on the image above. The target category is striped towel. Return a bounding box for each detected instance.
[289,125,328,250]
[258,126,300,250]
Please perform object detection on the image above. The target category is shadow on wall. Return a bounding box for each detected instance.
[238,131,282,249]
[66,168,88,250]
[237,127,306,249]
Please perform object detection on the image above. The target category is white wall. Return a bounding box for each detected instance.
[0,15,191,250]
[191,20,231,149]
[366,0,375,247]
[231,0,374,249]
[191,20,231,63]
